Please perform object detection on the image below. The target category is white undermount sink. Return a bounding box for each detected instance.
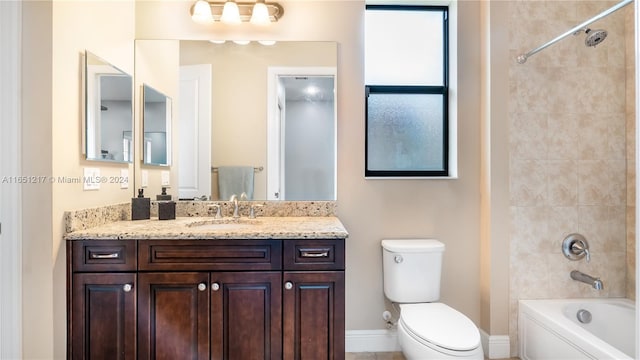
[186,218,262,230]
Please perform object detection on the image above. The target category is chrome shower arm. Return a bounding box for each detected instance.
[516,0,633,64]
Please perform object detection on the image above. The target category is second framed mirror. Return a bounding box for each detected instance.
[142,84,172,166]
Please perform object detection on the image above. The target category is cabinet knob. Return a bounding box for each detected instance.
[211,282,220,291]
[284,281,293,290]
[123,284,133,292]
[198,283,207,291]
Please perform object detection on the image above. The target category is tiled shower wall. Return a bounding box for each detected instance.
[507,0,635,354]
[624,4,636,301]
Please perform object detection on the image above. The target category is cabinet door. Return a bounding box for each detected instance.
[71,273,136,360]
[211,272,282,360]
[283,271,345,360]
[137,272,210,360]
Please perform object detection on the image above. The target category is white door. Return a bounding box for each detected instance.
[178,64,212,199]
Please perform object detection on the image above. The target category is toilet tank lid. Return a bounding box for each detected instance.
[381,239,445,253]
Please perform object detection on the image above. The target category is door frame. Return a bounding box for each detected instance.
[0,0,23,357]
[266,66,337,200]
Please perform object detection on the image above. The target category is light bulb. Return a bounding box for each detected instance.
[250,0,271,25]
[191,0,213,23]
[221,0,241,24]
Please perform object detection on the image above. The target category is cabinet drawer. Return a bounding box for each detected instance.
[71,240,137,272]
[139,239,282,271]
[283,239,345,270]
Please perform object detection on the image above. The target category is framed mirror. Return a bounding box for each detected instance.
[142,84,172,166]
[134,40,337,200]
[84,50,133,163]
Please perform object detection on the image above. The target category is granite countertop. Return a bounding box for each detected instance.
[64,216,349,240]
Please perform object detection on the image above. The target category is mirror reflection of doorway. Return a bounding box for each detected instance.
[267,67,336,200]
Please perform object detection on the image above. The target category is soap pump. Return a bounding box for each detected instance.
[131,188,151,220]
[156,187,172,201]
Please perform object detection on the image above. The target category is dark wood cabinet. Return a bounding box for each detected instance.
[68,239,138,360]
[283,272,345,360]
[68,237,345,360]
[70,273,137,360]
[211,271,282,359]
[137,272,210,360]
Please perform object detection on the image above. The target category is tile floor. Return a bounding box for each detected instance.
[345,353,520,360]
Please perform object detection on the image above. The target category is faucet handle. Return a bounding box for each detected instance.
[249,204,264,219]
[208,204,222,219]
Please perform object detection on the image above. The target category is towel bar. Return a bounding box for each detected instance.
[211,166,264,173]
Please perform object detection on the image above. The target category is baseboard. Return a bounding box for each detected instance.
[345,329,401,353]
[346,328,510,358]
[479,329,511,359]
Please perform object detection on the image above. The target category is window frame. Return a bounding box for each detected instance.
[364,4,450,178]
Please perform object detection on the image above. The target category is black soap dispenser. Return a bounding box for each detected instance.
[131,188,151,220]
[156,187,172,201]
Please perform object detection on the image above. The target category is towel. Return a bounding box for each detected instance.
[218,166,254,201]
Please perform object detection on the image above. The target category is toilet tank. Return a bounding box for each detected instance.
[381,239,445,303]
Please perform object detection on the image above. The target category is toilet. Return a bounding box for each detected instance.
[382,239,483,360]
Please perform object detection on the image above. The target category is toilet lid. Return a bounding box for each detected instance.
[400,303,480,351]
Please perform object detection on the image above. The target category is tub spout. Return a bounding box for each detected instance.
[570,270,604,290]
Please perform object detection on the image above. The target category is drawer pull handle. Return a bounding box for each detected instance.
[123,284,133,292]
[300,250,329,258]
[284,281,293,290]
[198,283,207,291]
[90,252,120,259]
[211,282,220,291]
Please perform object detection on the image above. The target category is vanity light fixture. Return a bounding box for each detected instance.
[221,0,241,24]
[190,0,284,24]
[250,0,270,25]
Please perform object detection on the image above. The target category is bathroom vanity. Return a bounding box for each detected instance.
[66,216,347,359]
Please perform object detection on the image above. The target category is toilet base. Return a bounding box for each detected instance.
[398,320,484,360]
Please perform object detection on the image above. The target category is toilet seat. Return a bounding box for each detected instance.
[399,303,480,353]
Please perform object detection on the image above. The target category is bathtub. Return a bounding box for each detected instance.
[519,298,635,360]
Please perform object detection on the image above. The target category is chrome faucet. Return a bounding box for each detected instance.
[229,194,240,218]
[570,270,603,290]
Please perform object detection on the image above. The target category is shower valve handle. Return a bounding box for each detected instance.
[562,233,591,262]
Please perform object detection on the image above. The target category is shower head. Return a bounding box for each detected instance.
[583,28,607,47]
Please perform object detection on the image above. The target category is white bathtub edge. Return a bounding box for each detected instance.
[479,329,511,359]
[518,298,634,360]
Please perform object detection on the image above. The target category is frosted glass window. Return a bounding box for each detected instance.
[367,92,445,173]
[364,5,449,177]
[365,8,445,85]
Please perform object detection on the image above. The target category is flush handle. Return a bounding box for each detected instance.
[394,255,403,264]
